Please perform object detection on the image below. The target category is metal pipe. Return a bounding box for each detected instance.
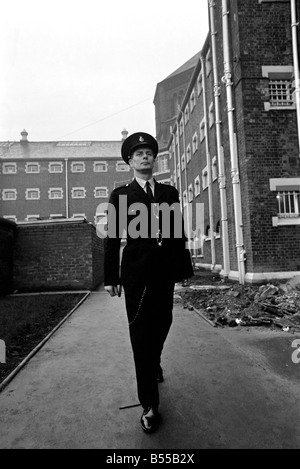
[200,53,216,270]
[222,0,245,284]
[208,0,230,278]
[291,0,300,157]
[181,110,192,247]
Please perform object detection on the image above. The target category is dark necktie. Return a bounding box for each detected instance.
[145,181,154,202]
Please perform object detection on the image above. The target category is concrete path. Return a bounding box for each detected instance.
[0,284,299,449]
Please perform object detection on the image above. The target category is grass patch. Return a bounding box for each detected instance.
[0,293,87,384]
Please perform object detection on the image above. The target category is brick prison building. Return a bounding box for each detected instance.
[0,129,133,228]
[154,0,300,283]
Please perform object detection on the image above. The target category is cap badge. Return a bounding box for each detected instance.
[139,136,145,142]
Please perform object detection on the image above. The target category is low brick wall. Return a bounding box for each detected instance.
[13,219,104,292]
[0,218,17,295]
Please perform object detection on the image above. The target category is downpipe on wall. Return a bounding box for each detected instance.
[222,0,246,284]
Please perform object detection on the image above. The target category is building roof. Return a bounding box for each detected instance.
[165,51,201,80]
[0,140,123,159]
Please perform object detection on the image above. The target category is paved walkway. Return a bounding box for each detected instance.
[0,284,300,449]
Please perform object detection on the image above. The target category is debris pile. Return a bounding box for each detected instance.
[178,273,300,331]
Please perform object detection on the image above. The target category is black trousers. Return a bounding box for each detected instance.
[123,281,174,410]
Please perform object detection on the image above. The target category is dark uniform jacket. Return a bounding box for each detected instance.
[104,179,194,288]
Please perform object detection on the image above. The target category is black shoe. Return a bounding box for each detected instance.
[140,407,161,433]
[157,367,164,383]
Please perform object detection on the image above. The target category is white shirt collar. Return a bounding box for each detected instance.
[135,176,155,189]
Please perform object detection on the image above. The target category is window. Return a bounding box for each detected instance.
[26,215,40,221]
[209,102,214,127]
[184,105,189,125]
[71,187,86,198]
[94,187,108,198]
[2,163,17,174]
[116,162,130,172]
[202,167,208,190]
[2,189,17,200]
[192,132,198,154]
[206,49,212,76]
[94,162,108,172]
[188,184,193,202]
[197,71,203,96]
[26,189,40,200]
[200,118,206,141]
[269,80,293,107]
[157,154,169,173]
[25,162,40,174]
[71,162,85,173]
[276,191,300,218]
[179,118,184,136]
[205,225,211,240]
[192,230,203,258]
[270,178,300,226]
[262,66,295,110]
[49,188,63,199]
[49,162,63,173]
[190,90,196,112]
[212,156,218,181]
[181,153,186,171]
[186,144,192,163]
[194,176,200,196]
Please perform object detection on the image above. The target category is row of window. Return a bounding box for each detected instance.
[180,65,295,152]
[1,187,109,200]
[3,214,88,223]
[0,161,130,175]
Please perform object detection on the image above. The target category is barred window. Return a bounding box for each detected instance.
[2,163,17,174]
[71,162,85,173]
[26,189,40,200]
[25,163,40,173]
[49,188,63,199]
[72,187,86,198]
[94,162,108,172]
[269,80,293,107]
[2,189,17,200]
[94,187,108,198]
[277,191,300,218]
[157,154,169,173]
[49,162,63,173]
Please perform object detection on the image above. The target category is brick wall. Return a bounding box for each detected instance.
[0,218,17,295]
[13,219,104,292]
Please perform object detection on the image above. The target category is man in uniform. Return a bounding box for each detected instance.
[104,132,193,433]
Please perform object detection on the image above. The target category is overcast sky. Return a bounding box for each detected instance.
[0,0,209,142]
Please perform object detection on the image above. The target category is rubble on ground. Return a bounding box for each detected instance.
[178,272,300,332]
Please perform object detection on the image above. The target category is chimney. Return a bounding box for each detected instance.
[20,129,29,143]
[121,128,128,141]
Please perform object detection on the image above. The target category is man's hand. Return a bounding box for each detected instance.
[105,285,122,297]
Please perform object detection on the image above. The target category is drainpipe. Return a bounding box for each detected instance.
[65,158,69,218]
[291,0,300,157]
[175,126,184,211]
[181,110,192,247]
[170,128,179,196]
[222,0,245,284]
[209,0,230,278]
[200,53,216,271]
